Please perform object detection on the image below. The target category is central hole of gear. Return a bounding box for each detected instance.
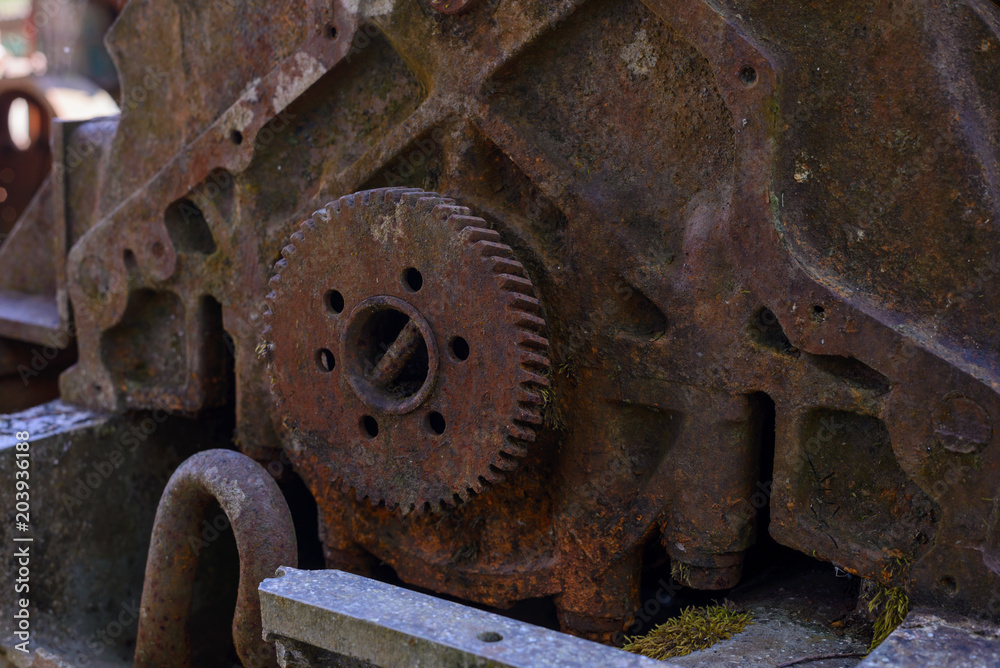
[359,309,429,398]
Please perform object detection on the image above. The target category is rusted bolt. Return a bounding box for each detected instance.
[430,0,480,15]
[135,449,297,668]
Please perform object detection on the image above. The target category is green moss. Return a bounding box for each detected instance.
[623,603,752,661]
[868,584,909,651]
[670,561,691,587]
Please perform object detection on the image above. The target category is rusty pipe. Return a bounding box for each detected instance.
[135,449,297,667]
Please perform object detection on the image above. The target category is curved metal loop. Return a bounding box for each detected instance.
[135,449,298,667]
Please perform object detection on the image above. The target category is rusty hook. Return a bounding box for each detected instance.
[135,449,297,667]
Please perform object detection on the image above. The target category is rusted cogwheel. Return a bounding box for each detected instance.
[264,188,550,513]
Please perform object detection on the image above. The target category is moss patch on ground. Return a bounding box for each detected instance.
[623,603,752,661]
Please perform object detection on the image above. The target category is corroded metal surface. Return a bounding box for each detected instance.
[0,0,997,651]
[135,449,298,667]
[264,188,548,512]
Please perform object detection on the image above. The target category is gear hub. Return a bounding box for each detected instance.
[264,188,550,513]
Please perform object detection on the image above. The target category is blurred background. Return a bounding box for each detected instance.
[0,0,121,244]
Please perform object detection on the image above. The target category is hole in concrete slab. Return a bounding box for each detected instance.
[940,575,957,594]
[477,631,503,643]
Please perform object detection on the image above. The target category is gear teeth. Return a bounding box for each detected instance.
[517,332,549,351]
[381,187,425,206]
[414,196,454,213]
[514,407,542,425]
[432,204,472,223]
[519,350,550,371]
[498,274,536,296]
[513,312,546,332]
[476,241,514,259]
[454,213,500,232]
[507,293,540,313]
[507,423,537,442]
[517,387,544,406]
[519,368,551,388]
[267,188,553,514]
[491,258,527,277]
[460,227,503,245]
[400,191,451,212]
[492,453,521,471]
[500,440,528,458]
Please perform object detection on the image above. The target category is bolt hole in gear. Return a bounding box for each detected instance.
[326,289,345,313]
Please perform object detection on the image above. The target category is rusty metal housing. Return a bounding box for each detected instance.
[2,0,1000,662]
